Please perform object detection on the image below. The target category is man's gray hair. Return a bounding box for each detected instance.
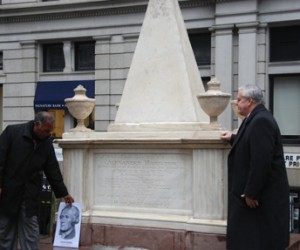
[239,85,265,105]
[34,111,55,124]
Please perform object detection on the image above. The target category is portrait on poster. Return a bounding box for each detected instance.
[53,202,82,248]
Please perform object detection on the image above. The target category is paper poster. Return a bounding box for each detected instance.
[53,202,82,248]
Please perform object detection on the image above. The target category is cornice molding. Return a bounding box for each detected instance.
[180,0,231,8]
[0,6,147,23]
[0,0,233,24]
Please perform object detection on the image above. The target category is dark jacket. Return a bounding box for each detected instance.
[227,104,290,250]
[0,121,68,217]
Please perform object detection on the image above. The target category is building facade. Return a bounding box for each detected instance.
[0,0,299,198]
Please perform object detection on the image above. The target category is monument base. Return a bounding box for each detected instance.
[47,222,300,249]
[79,223,227,249]
[57,131,231,248]
[75,224,300,249]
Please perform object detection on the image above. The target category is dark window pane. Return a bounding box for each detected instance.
[189,33,211,66]
[75,41,95,71]
[270,26,300,62]
[43,43,64,72]
[201,77,210,91]
[269,75,300,144]
[0,52,3,70]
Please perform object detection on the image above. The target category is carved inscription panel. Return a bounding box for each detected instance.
[94,151,192,211]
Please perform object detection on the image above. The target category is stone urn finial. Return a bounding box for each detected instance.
[197,78,231,129]
[65,85,96,132]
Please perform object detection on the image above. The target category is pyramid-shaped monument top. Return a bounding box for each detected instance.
[109,0,209,132]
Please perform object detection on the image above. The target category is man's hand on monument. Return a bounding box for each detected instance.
[220,131,232,142]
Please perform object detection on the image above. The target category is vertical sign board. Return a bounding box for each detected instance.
[285,153,300,232]
[53,202,82,248]
[285,153,300,168]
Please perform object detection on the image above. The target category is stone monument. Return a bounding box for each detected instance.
[58,0,231,248]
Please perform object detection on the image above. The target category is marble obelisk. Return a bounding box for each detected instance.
[108,0,209,133]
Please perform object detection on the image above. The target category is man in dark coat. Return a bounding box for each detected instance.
[0,111,74,249]
[221,85,290,250]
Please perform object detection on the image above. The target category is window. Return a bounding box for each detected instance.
[0,84,2,132]
[189,32,211,66]
[270,26,300,62]
[270,75,300,144]
[42,41,95,72]
[0,51,3,70]
[74,41,95,71]
[202,77,210,91]
[43,43,65,72]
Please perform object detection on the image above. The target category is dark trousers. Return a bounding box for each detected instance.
[0,202,39,250]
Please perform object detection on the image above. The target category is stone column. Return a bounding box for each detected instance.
[63,41,72,73]
[236,22,259,88]
[210,25,234,130]
[15,41,37,120]
[257,24,267,97]
[94,35,111,131]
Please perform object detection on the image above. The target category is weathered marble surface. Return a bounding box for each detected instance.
[108,0,209,133]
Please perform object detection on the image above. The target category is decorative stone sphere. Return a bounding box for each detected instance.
[197,78,231,128]
[65,85,96,132]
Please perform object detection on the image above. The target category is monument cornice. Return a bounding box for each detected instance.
[0,6,147,23]
[0,0,233,23]
[56,138,230,150]
[57,130,231,150]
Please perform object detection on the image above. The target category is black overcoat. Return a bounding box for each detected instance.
[0,121,68,217]
[227,104,290,250]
